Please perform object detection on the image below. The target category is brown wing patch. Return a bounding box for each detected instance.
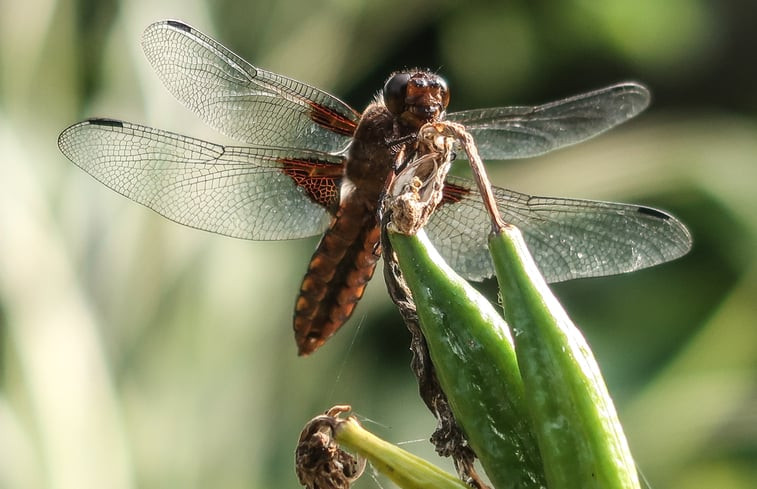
[441,180,472,205]
[308,101,359,137]
[280,158,344,210]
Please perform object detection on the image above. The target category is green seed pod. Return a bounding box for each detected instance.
[488,226,640,489]
[388,229,545,489]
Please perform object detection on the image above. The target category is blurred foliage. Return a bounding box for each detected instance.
[0,1,755,489]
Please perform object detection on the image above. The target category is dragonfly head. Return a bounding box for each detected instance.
[383,71,449,126]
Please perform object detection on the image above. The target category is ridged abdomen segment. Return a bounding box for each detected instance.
[294,197,381,355]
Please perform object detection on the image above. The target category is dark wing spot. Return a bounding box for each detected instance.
[88,118,124,128]
[166,20,191,32]
[637,206,670,220]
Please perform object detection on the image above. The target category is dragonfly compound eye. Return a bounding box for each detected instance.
[436,76,450,109]
[383,72,411,115]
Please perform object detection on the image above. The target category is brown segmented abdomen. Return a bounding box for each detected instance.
[293,195,382,355]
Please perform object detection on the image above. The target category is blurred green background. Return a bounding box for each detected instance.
[1,0,755,488]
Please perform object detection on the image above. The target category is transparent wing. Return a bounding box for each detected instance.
[426,176,692,282]
[58,119,344,240]
[446,83,650,160]
[141,20,360,152]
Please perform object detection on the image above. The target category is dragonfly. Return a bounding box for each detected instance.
[58,20,692,356]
